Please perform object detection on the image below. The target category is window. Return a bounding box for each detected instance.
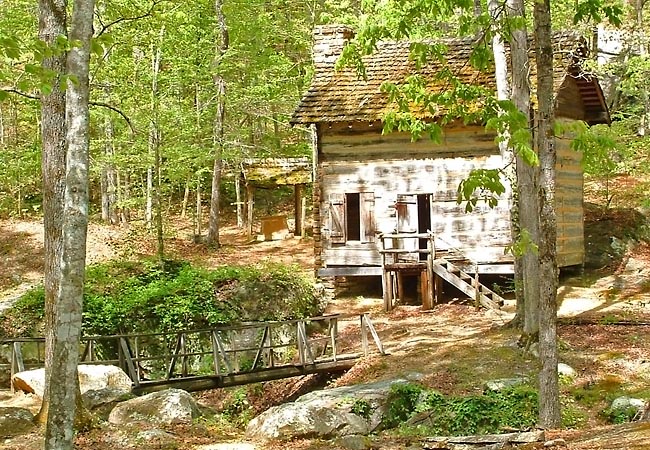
[328,192,375,244]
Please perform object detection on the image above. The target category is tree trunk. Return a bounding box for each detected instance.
[508,0,540,342]
[195,176,202,237]
[181,175,190,219]
[101,112,119,225]
[534,0,561,428]
[206,0,229,248]
[149,28,165,261]
[35,0,67,427]
[235,173,244,228]
[44,0,94,447]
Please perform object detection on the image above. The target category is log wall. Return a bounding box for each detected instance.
[316,123,513,268]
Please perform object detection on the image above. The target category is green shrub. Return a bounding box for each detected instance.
[0,259,322,338]
[385,385,539,436]
[383,383,424,428]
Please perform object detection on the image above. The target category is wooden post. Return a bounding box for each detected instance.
[235,175,244,228]
[294,183,303,236]
[397,271,404,304]
[246,183,254,237]
[474,268,480,309]
[300,196,307,238]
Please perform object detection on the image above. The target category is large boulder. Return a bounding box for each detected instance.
[82,387,135,420]
[0,407,35,437]
[12,364,132,397]
[108,388,201,425]
[246,379,407,440]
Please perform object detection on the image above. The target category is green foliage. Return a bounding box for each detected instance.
[456,169,505,213]
[221,386,256,425]
[601,404,638,424]
[385,385,539,436]
[383,383,424,428]
[350,398,374,419]
[0,286,45,337]
[1,259,321,338]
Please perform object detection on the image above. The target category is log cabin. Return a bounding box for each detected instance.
[290,26,610,310]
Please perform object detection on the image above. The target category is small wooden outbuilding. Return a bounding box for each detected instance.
[291,26,610,309]
[237,157,311,238]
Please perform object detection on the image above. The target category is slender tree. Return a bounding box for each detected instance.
[45,0,95,447]
[534,0,561,428]
[36,0,67,426]
[206,0,229,247]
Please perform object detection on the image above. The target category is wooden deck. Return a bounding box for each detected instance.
[2,313,385,395]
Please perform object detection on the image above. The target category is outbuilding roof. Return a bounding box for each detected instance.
[291,29,609,125]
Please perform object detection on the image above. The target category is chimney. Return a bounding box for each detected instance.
[313,25,355,73]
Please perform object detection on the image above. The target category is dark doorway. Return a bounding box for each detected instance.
[417,194,431,260]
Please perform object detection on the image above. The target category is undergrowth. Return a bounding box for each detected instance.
[0,259,322,337]
[384,383,539,436]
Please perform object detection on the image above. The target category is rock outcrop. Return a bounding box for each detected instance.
[0,407,35,437]
[246,379,407,440]
[108,388,201,425]
[12,364,132,397]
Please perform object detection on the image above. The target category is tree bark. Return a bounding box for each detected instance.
[533,0,561,428]
[206,0,229,248]
[508,0,540,343]
[149,28,165,262]
[44,0,94,447]
[36,0,67,426]
[100,111,119,225]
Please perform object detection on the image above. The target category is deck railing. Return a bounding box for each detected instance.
[1,313,384,393]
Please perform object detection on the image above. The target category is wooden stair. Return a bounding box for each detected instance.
[431,259,504,310]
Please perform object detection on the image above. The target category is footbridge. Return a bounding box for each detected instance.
[3,313,385,395]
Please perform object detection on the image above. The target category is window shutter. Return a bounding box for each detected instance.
[360,192,376,243]
[329,193,346,244]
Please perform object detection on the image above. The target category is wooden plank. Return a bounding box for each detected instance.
[132,358,359,395]
[119,337,140,386]
[318,266,382,276]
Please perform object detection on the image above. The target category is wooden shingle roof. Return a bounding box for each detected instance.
[291,30,609,125]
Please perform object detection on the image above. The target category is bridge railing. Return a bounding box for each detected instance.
[1,313,384,390]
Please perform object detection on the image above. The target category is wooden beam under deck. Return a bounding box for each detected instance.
[132,357,358,395]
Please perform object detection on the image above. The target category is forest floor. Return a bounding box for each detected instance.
[1,176,650,449]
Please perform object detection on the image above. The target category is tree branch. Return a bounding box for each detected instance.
[90,100,136,133]
[1,87,40,100]
[96,0,165,36]
[1,87,135,133]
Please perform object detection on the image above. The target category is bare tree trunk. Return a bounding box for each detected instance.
[235,174,244,228]
[146,167,153,226]
[150,28,165,261]
[534,0,561,428]
[45,0,94,447]
[181,175,190,219]
[0,103,5,147]
[35,0,67,427]
[206,0,229,248]
[195,176,202,237]
[507,0,540,342]
[100,112,119,225]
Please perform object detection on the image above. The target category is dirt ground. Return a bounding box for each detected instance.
[1,212,650,449]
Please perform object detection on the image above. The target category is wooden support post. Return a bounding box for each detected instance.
[300,197,307,238]
[421,268,432,310]
[361,315,369,356]
[434,274,443,304]
[294,184,304,236]
[246,183,254,237]
[397,271,404,304]
[119,337,139,386]
[211,330,221,375]
[474,269,480,309]
[11,342,24,391]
